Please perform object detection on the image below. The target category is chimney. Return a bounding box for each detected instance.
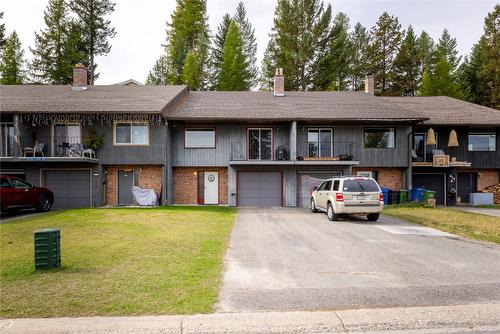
[364,74,375,95]
[273,68,285,97]
[73,64,88,90]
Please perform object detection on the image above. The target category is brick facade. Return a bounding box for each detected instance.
[173,167,228,205]
[475,170,499,191]
[352,167,405,190]
[105,165,163,206]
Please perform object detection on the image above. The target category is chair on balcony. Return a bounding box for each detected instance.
[82,148,96,159]
[23,143,45,157]
[69,143,83,157]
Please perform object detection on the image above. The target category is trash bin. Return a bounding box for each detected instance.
[380,187,391,205]
[424,190,436,202]
[34,228,61,270]
[399,189,409,204]
[410,188,425,202]
[391,190,401,205]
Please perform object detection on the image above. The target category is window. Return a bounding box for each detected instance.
[343,179,379,192]
[185,128,215,148]
[332,180,340,191]
[114,123,148,145]
[308,129,333,157]
[318,180,332,191]
[468,133,496,152]
[413,133,437,162]
[54,123,82,156]
[11,178,31,189]
[0,123,15,157]
[248,128,272,160]
[364,128,395,148]
[0,178,11,188]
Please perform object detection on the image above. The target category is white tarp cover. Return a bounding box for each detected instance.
[132,186,158,206]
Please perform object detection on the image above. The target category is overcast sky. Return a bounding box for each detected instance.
[2,0,498,84]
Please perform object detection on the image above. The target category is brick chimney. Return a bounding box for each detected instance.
[364,74,375,95]
[273,68,285,97]
[73,64,88,90]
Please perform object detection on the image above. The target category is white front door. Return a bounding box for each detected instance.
[204,171,218,204]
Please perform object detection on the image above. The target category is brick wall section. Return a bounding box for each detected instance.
[105,165,163,206]
[173,167,228,205]
[476,170,499,191]
[352,167,405,190]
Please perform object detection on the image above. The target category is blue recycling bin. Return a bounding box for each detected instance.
[380,187,391,205]
[410,188,425,202]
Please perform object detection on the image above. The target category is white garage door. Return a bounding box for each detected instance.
[43,170,91,209]
[238,172,281,207]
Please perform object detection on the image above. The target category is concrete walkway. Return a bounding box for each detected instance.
[450,207,500,217]
[1,304,499,334]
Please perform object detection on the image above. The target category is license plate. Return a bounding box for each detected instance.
[357,195,367,201]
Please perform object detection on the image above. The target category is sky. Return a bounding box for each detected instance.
[2,0,498,84]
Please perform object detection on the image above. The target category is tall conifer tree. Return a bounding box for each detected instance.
[393,26,420,96]
[0,31,26,84]
[436,29,461,70]
[350,22,370,91]
[146,55,168,85]
[234,1,258,88]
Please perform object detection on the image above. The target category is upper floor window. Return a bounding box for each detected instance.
[468,133,496,152]
[114,122,149,145]
[248,128,272,160]
[185,128,215,148]
[308,129,332,157]
[413,132,437,162]
[364,128,395,148]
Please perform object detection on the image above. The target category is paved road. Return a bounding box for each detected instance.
[219,207,500,312]
[450,207,500,217]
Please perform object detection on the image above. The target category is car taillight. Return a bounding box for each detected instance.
[336,192,344,202]
[379,192,384,202]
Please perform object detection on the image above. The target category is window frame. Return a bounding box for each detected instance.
[247,127,274,160]
[307,128,333,158]
[184,127,216,149]
[51,121,82,156]
[364,127,396,149]
[413,132,438,162]
[113,121,150,146]
[467,132,496,152]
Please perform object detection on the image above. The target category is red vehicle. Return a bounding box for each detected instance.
[0,176,54,212]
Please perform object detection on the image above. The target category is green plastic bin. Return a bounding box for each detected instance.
[34,228,61,270]
[399,190,409,204]
[423,190,436,202]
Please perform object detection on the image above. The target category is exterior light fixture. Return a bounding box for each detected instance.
[425,128,436,145]
[448,130,459,147]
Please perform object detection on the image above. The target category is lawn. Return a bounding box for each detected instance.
[0,206,236,318]
[384,206,500,244]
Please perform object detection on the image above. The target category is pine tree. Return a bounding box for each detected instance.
[262,0,332,90]
[0,31,25,84]
[208,13,231,90]
[70,0,116,84]
[367,12,403,95]
[0,12,6,50]
[393,26,420,96]
[216,20,250,91]
[260,38,277,91]
[416,31,436,77]
[234,1,258,88]
[436,29,461,70]
[145,55,168,85]
[30,0,85,84]
[350,22,370,91]
[419,55,461,98]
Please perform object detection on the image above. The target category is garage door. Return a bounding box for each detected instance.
[238,172,281,207]
[412,173,446,205]
[43,170,91,209]
[298,172,342,208]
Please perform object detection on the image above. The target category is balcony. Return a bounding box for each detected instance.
[412,149,471,168]
[0,135,99,163]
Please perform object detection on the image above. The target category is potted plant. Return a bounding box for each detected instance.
[84,129,104,151]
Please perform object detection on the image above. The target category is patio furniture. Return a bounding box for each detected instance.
[58,142,71,157]
[82,148,96,159]
[23,143,45,157]
[69,143,83,157]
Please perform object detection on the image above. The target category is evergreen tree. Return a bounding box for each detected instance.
[416,30,436,77]
[0,31,25,84]
[234,1,258,88]
[260,38,277,91]
[145,55,168,85]
[0,12,6,50]
[419,55,461,98]
[350,22,370,91]
[436,29,461,70]
[393,26,420,96]
[208,13,231,90]
[30,0,85,84]
[457,47,486,104]
[70,0,116,84]
[367,12,403,95]
[262,0,332,90]
[163,0,209,89]
[314,12,351,90]
[478,5,499,109]
[216,20,250,91]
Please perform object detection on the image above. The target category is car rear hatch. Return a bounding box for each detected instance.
[342,178,380,206]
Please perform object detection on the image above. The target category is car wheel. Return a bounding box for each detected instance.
[327,203,339,221]
[37,196,52,212]
[367,213,379,222]
[310,198,318,213]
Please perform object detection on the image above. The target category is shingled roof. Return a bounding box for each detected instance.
[165,91,426,122]
[0,85,187,114]
[381,96,500,125]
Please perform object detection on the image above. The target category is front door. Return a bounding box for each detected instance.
[204,171,218,204]
[118,170,135,205]
[458,173,477,204]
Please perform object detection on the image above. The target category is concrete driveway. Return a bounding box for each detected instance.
[218,207,500,312]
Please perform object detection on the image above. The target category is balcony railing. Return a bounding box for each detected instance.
[1,136,97,159]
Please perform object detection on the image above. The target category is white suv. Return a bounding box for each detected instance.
[310,176,384,221]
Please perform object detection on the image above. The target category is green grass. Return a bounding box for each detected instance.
[384,206,500,244]
[475,204,500,209]
[0,206,236,318]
